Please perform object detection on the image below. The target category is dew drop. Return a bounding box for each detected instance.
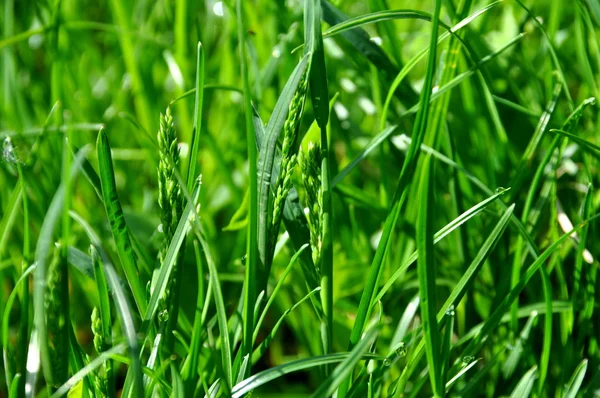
[494,187,506,194]
[383,358,391,367]
[446,305,455,317]
[462,355,474,365]
[395,342,407,357]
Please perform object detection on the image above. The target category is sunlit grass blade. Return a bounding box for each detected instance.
[96,130,147,314]
[232,352,381,398]
[564,359,588,398]
[509,366,537,398]
[30,146,91,390]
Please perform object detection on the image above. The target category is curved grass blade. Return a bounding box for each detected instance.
[251,287,321,364]
[96,130,147,314]
[104,263,144,398]
[30,146,91,389]
[332,125,398,186]
[253,244,309,344]
[509,366,537,398]
[514,0,573,109]
[454,213,600,373]
[375,188,509,302]
[310,327,378,398]
[2,264,36,390]
[321,0,417,103]
[49,344,125,398]
[232,352,381,398]
[347,0,444,355]
[396,205,514,392]
[564,359,588,398]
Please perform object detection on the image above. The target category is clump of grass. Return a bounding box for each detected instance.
[3,1,600,397]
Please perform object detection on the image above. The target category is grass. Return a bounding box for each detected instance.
[2,0,600,397]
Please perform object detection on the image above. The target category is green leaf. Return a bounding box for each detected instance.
[96,130,147,314]
[143,179,201,326]
[256,54,310,285]
[186,41,205,192]
[509,366,537,398]
[310,327,378,398]
[564,359,588,398]
[304,0,329,128]
[232,352,381,398]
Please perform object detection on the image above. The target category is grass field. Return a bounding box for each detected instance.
[2,0,600,396]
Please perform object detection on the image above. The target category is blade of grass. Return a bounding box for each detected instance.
[96,130,147,314]
[232,352,381,398]
[256,54,309,284]
[195,227,233,390]
[143,178,201,327]
[347,0,443,351]
[509,366,537,398]
[310,327,378,398]
[30,146,91,389]
[237,0,259,369]
[564,359,588,398]
[186,42,205,192]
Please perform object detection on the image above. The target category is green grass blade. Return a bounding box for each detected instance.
[103,263,144,398]
[237,0,259,367]
[232,352,380,398]
[49,344,125,398]
[96,130,147,314]
[564,359,588,398]
[251,287,321,364]
[509,366,537,398]
[186,41,205,192]
[30,146,91,389]
[256,54,309,281]
[195,228,233,390]
[347,0,443,353]
[310,327,378,398]
[416,154,442,397]
[143,179,201,326]
[253,244,308,344]
[304,0,329,128]
[90,245,115,397]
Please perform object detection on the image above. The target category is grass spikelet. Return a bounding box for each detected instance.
[300,141,323,274]
[269,76,308,261]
